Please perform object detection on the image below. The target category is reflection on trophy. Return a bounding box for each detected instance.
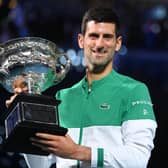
[0,37,70,155]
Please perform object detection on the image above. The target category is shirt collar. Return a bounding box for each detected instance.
[81,69,117,91]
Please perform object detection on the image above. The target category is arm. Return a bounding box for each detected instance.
[30,133,91,162]
[91,119,157,168]
[5,94,17,107]
[86,83,157,167]
[27,119,156,168]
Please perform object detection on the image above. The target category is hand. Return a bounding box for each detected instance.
[5,87,28,108]
[5,94,17,107]
[31,133,91,161]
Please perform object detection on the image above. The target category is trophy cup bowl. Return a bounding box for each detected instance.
[0,37,70,155]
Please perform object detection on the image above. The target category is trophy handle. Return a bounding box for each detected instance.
[55,53,71,80]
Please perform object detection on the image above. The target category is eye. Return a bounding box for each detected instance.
[103,34,113,39]
[88,33,99,39]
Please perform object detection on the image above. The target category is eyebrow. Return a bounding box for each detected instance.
[88,33,114,38]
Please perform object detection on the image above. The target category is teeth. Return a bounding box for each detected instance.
[92,49,106,54]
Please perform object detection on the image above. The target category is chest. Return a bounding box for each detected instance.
[59,87,127,127]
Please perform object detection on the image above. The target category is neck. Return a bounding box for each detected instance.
[86,63,113,84]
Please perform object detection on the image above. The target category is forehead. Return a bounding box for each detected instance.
[13,77,26,86]
[85,21,116,34]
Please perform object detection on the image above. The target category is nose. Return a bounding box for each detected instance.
[96,36,104,47]
[14,87,22,94]
[95,37,105,52]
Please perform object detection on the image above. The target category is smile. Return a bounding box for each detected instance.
[92,49,107,54]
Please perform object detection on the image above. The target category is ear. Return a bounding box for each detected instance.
[115,36,122,51]
[78,33,84,49]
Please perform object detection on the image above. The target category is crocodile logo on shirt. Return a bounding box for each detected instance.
[99,103,110,110]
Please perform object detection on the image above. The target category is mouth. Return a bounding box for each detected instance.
[92,49,107,57]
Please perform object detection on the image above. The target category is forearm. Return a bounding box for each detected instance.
[68,140,151,167]
[70,145,91,162]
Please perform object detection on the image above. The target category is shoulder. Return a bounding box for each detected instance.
[115,72,156,121]
[56,78,84,99]
[113,70,149,92]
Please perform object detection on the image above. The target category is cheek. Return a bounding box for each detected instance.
[107,43,118,52]
[106,40,115,47]
[22,87,28,93]
[83,46,91,56]
[84,37,94,46]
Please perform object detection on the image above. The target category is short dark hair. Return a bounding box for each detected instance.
[81,7,120,36]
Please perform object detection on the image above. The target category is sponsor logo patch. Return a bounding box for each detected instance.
[99,103,110,110]
[132,100,153,106]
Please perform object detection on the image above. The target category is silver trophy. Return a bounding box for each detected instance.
[0,37,70,155]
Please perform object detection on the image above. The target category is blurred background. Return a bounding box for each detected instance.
[0,0,167,167]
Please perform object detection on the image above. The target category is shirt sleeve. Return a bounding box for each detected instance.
[122,83,156,121]
[91,83,157,168]
[102,120,156,168]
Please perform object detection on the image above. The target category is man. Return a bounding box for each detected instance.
[24,7,157,168]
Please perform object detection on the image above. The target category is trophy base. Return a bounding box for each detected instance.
[1,94,68,155]
[2,121,67,155]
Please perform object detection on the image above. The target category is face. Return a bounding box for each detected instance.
[78,21,122,73]
[13,77,28,94]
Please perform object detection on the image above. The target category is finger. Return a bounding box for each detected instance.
[31,142,49,151]
[30,137,57,147]
[35,133,62,140]
[31,141,59,154]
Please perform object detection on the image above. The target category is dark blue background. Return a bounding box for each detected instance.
[0,0,167,167]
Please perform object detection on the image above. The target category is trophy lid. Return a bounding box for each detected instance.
[0,37,70,93]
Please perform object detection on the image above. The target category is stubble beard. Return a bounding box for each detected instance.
[86,56,112,74]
